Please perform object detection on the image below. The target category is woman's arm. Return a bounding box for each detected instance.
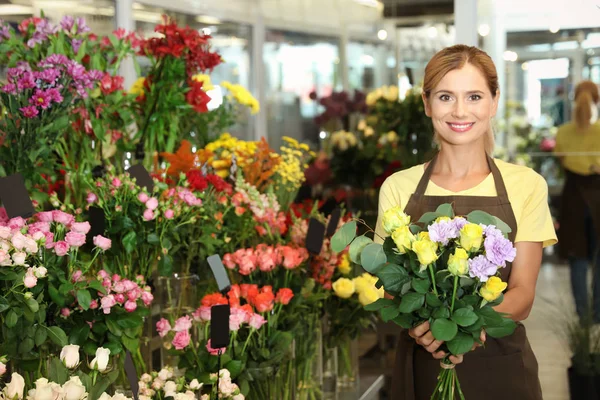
[493,241,543,321]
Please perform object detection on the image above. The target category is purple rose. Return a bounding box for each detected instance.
[468,255,498,282]
[428,220,459,245]
[484,234,516,267]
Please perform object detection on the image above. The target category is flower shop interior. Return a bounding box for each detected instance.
[0,0,597,399]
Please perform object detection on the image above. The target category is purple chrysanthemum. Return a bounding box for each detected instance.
[45,88,63,103]
[29,89,52,109]
[0,23,10,41]
[60,16,75,32]
[20,105,39,118]
[40,54,69,67]
[87,70,104,81]
[468,255,498,282]
[75,17,91,34]
[484,234,516,267]
[71,39,83,54]
[37,68,61,84]
[2,83,17,95]
[453,217,468,231]
[66,60,86,80]
[428,219,459,245]
[17,71,37,91]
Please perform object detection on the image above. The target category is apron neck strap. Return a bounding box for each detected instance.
[415,153,508,198]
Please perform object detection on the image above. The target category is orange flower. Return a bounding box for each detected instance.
[160,140,196,176]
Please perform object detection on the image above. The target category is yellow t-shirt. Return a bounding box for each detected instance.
[554,121,600,175]
[375,159,557,248]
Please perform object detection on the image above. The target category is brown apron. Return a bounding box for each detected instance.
[391,154,543,400]
[557,170,600,259]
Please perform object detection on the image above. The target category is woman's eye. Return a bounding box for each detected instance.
[439,94,451,101]
[469,94,482,101]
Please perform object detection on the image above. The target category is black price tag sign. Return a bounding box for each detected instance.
[127,164,154,192]
[0,174,35,219]
[210,304,230,349]
[306,218,326,255]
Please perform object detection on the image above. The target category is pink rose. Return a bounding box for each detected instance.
[238,250,257,276]
[156,318,172,337]
[164,209,174,219]
[0,250,11,266]
[93,235,112,251]
[112,177,122,187]
[44,232,55,249]
[143,209,155,221]
[113,281,126,293]
[0,361,6,376]
[0,226,10,239]
[98,270,109,279]
[123,280,137,291]
[30,222,50,234]
[229,311,245,331]
[23,269,37,288]
[32,231,45,241]
[174,316,192,332]
[145,197,159,211]
[114,293,125,303]
[71,270,83,283]
[124,300,137,312]
[222,254,237,269]
[23,237,38,253]
[52,210,74,226]
[137,193,149,203]
[257,245,278,272]
[8,217,25,230]
[127,288,141,302]
[102,278,112,290]
[61,308,71,317]
[141,291,153,306]
[11,232,27,250]
[89,300,98,309]
[86,192,98,204]
[172,330,191,350]
[249,314,267,330]
[281,246,308,270]
[112,274,121,282]
[205,339,225,356]
[192,306,211,322]
[54,241,69,256]
[36,211,54,223]
[71,222,91,234]
[65,231,86,248]
[101,295,116,314]
[12,252,26,265]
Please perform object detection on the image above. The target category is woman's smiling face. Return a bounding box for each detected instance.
[423,62,499,149]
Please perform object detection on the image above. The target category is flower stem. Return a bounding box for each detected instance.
[451,275,459,313]
[428,264,439,296]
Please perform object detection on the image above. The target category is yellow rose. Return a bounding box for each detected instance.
[460,223,484,251]
[353,273,378,294]
[435,216,451,223]
[384,85,399,101]
[338,253,351,275]
[332,278,355,299]
[358,287,383,306]
[480,276,508,302]
[382,206,411,234]
[412,239,438,267]
[448,248,469,276]
[392,226,415,254]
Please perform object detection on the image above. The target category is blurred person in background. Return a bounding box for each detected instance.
[554,80,600,322]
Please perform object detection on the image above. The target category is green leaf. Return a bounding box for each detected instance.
[432,307,450,319]
[59,283,74,295]
[398,293,424,313]
[88,280,106,295]
[380,306,401,322]
[147,233,160,245]
[25,298,39,313]
[331,221,357,253]
[0,296,9,313]
[69,325,91,345]
[376,263,410,294]
[46,326,68,347]
[466,210,496,226]
[83,341,98,356]
[477,306,504,326]
[462,295,479,307]
[435,204,454,218]
[49,285,65,307]
[122,231,137,254]
[451,308,479,326]
[49,357,69,385]
[493,216,512,234]
[418,307,431,319]
[225,359,243,379]
[91,323,108,335]
[158,254,173,276]
[430,318,458,341]
[486,318,517,338]
[121,335,139,352]
[364,298,395,311]
[89,370,119,400]
[106,319,122,337]
[35,326,48,346]
[349,236,372,264]
[447,332,474,355]
[104,340,123,355]
[411,278,430,294]
[116,315,143,329]
[426,293,443,307]
[76,290,92,310]
[392,314,414,329]
[361,243,387,273]
[19,338,34,354]
[459,277,475,288]
[6,310,18,328]
[163,237,173,250]
[418,212,440,225]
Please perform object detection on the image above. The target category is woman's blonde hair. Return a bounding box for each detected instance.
[573,80,599,130]
[423,45,499,155]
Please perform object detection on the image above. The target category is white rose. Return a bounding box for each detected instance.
[96,394,112,400]
[90,347,110,372]
[218,369,231,381]
[138,396,151,400]
[163,381,177,397]
[12,252,26,266]
[49,383,63,400]
[151,380,164,391]
[34,267,47,278]
[140,374,152,384]
[232,395,245,400]
[200,396,209,400]
[60,345,80,369]
[157,369,169,382]
[6,373,25,400]
[218,380,236,396]
[188,379,202,390]
[62,377,87,400]
[110,394,131,400]
[23,238,38,254]
[30,379,52,400]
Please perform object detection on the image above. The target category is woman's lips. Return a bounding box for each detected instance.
[446,122,475,133]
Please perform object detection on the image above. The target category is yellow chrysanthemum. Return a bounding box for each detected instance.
[192,74,215,91]
[222,81,260,114]
[129,77,146,96]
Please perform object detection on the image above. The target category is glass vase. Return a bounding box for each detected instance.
[322,346,338,400]
[246,340,296,400]
[294,313,323,400]
[336,336,359,391]
[156,273,200,316]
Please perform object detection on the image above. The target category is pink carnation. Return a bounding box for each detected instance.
[156,318,172,337]
[112,177,122,187]
[71,222,91,234]
[124,301,137,312]
[143,209,155,221]
[61,308,71,317]
[137,193,149,203]
[65,231,86,247]
[52,210,74,226]
[36,211,54,223]
[174,316,193,332]
[54,241,69,256]
[145,197,159,211]
[172,330,191,350]
[164,209,174,219]
[249,314,267,330]
[93,235,112,250]
[86,192,98,204]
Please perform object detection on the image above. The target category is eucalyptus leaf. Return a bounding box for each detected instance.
[349,236,373,264]
[331,221,357,253]
[418,212,441,225]
[435,204,454,218]
[361,243,387,273]
[466,210,496,226]
[493,216,512,234]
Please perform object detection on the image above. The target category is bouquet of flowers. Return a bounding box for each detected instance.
[331,203,517,399]
[138,367,211,400]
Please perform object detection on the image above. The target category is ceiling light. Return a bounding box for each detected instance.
[503,50,518,62]
[377,29,388,41]
[521,62,529,71]
[0,5,34,15]
[196,16,222,25]
[428,26,438,38]
[353,0,381,8]
[549,25,560,33]
[478,24,490,37]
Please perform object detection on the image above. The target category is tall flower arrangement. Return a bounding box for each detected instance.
[134,17,222,167]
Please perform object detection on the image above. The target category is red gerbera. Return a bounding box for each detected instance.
[186,80,211,113]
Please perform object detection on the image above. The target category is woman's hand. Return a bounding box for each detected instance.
[408,321,486,364]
